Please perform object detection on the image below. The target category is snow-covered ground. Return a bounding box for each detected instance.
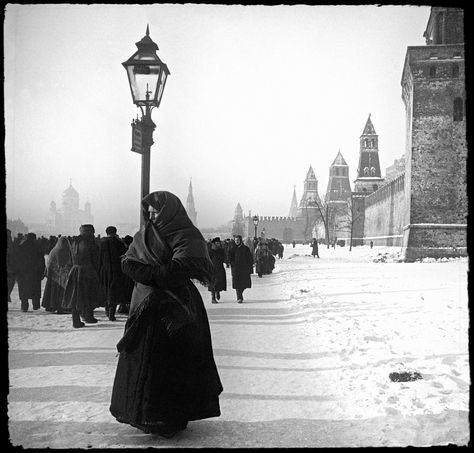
[7,244,469,447]
[278,245,469,421]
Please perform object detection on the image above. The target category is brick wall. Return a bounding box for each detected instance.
[363,174,405,246]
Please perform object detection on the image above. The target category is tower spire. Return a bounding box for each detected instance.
[186,178,197,226]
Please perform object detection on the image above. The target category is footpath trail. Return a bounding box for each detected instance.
[7,251,469,448]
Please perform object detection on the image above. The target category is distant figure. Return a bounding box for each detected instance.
[370,240,374,249]
[278,243,284,259]
[16,233,46,312]
[7,229,18,303]
[41,236,72,314]
[99,226,128,321]
[228,235,253,303]
[117,235,134,315]
[62,224,105,328]
[208,237,227,303]
[311,238,319,258]
[110,191,223,437]
[292,240,296,248]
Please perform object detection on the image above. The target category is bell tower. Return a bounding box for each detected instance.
[354,114,385,194]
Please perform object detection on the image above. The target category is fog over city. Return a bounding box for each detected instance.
[4,4,430,233]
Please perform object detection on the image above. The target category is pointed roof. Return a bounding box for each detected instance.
[361,114,376,135]
[306,165,317,180]
[188,178,193,194]
[289,186,298,218]
[331,150,348,166]
[63,180,78,197]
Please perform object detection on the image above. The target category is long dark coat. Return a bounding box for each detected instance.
[62,236,105,313]
[229,244,253,290]
[110,191,223,432]
[41,237,72,312]
[16,236,45,301]
[311,240,319,256]
[208,248,227,292]
[98,236,128,305]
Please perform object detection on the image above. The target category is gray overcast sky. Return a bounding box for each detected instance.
[4,4,430,231]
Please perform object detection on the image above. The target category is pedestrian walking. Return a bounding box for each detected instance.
[228,234,253,303]
[62,224,105,328]
[110,191,223,438]
[117,235,134,315]
[41,236,72,314]
[370,240,374,249]
[98,226,128,321]
[292,240,296,248]
[208,237,226,303]
[16,233,46,312]
[311,238,320,258]
[7,229,19,303]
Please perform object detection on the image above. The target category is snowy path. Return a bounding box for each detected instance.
[7,246,469,447]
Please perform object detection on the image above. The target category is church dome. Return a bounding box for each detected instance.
[63,183,79,197]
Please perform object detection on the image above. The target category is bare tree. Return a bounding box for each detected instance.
[338,195,364,251]
[304,197,331,248]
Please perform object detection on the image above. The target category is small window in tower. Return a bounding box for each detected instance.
[452,63,460,78]
[364,139,368,147]
[453,97,464,121]
[363,167,369,176]
[370,167,376,176]
[429,66,437,78]
[453,53,462,59]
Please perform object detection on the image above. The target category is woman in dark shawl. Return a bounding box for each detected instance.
[16,233,46,312]
[110,191,223,438]
[62,224,105,328]
[208,237,227,303]
[41,236,73,313]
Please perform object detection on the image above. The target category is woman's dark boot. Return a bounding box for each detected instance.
[108,304,117,321]
[72,308,85,328]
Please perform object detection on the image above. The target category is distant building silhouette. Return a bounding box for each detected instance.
[45,181,94,235]
[185,179,197,226]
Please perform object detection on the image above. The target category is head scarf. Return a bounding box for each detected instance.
[48,236,72,268]
[125,191,211,278]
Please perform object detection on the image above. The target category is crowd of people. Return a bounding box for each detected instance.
[7,226,135,327]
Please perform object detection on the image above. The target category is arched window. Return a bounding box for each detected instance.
[370,167,376,176]
[454,97,464,121]
[452,63,460,78]
[363,167,369,176]
[429,66,437,78]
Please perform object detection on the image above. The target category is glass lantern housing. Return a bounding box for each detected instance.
[122,27,170,108]
[252,215,259,226]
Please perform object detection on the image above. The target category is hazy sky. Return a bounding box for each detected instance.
[4,4,430,231]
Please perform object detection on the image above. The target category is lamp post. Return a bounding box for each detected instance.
[123,25,170,227]
[252,215,259,241]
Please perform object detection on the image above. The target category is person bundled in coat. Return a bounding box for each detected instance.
[98,226,128,321]
[228,234,253,303]
[62,224,105,328]
[16,233,46,312]
[208,237,227,303]
[110,191,223,438]
[311,238,320,258]
[41,236,72,314]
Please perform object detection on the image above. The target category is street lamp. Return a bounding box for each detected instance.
[252,215,259,240]
[123,25,170,227]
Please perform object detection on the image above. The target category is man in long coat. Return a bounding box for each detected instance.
[99,226,128,321]
[228,235,253,303]
[16,233,45,312]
